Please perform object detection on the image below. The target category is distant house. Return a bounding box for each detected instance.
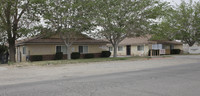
[16,34,108,62]
[108,36,183,56]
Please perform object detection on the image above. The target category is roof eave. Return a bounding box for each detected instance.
[17,42,109,45]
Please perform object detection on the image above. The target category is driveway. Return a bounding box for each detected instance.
[0,55,199,86]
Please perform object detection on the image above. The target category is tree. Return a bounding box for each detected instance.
[176,0,200,46]
[0,0,43,62]
[0,30,6,44]
[94,0,168,57]
[151,8,179,41]
[41,0,94,60]
[153,0,200,46]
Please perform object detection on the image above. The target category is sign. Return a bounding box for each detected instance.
[159,49,166,54]
[189,46,200,54]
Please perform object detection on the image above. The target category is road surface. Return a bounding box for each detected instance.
[0,55,200,96]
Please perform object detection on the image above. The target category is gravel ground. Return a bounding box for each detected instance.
[0,55,199,86]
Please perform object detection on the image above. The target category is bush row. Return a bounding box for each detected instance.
[0,45,8,54]
[170,49,181,54]
[71,51,111,59]
[30,55,43,61]
[55,52,63,60]
[30,51,111,61]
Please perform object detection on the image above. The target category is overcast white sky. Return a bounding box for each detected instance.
[163,0,199,5]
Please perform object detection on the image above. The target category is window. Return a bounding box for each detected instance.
[23,46,26,54]
[109,47,113,51]
[137,45,144,51]
[56,45,67,54]
[79,46,88,54]
[56,46,61,53]
[118,46,123,51]
[170,45,174,49]
[71,47,75,52]
[152,44,162,50]
[61,46,67,54]
[162,45,166,49]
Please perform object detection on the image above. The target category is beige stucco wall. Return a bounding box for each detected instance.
[163,44,183,50]
[16,46,28,62]
[87,45,106,53]
[174,45,183,50]
[16,44,106,62]
[115,46,126,56]
[68,45,106,53]
[108,44,183,57]
[131,45,149,56]
[28,44,56,55]
[164,45,170,49]
[110,45,149,56]
[28,44,106,55]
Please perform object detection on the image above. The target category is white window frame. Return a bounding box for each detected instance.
[152,44,163,50]
[118,46,123,51]
[23,46,26,55]
[56,45,67,54]
[79,45,89,54]
[137,45,144,51]
[109,47,113,51]
[71,47,75,52]
[170,45,174,49]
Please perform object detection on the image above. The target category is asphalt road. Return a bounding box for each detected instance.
[0,61,200,96]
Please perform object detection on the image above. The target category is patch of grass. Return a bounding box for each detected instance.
[182,53,200,55]
[7,61,15,65]
[160,55,172,58]
[13,56,151,66]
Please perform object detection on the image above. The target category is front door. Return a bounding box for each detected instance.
[126,45,131,55]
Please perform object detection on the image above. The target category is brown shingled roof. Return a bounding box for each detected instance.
[152,40,183,45]
[116,35,183,46]
[119,35,152,46]
[16,34,109,46]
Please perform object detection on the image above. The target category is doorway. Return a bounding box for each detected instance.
[126,45,131,55]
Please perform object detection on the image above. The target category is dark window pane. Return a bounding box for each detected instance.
[137,45,144,51]
[79,46,83,53]
[23,46,26,54]
[170,45,174,49]
[56,46,61,53]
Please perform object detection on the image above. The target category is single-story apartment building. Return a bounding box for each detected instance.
[108,36,183,56]
[16,34,108,62]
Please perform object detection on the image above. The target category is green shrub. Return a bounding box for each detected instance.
[171,49,181,54]
[71,52,80,59]
[0,45,8,54]
[55,52,63,60]
[101,51,111,57]
[84,54,94,59]
[30,55,43,61]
